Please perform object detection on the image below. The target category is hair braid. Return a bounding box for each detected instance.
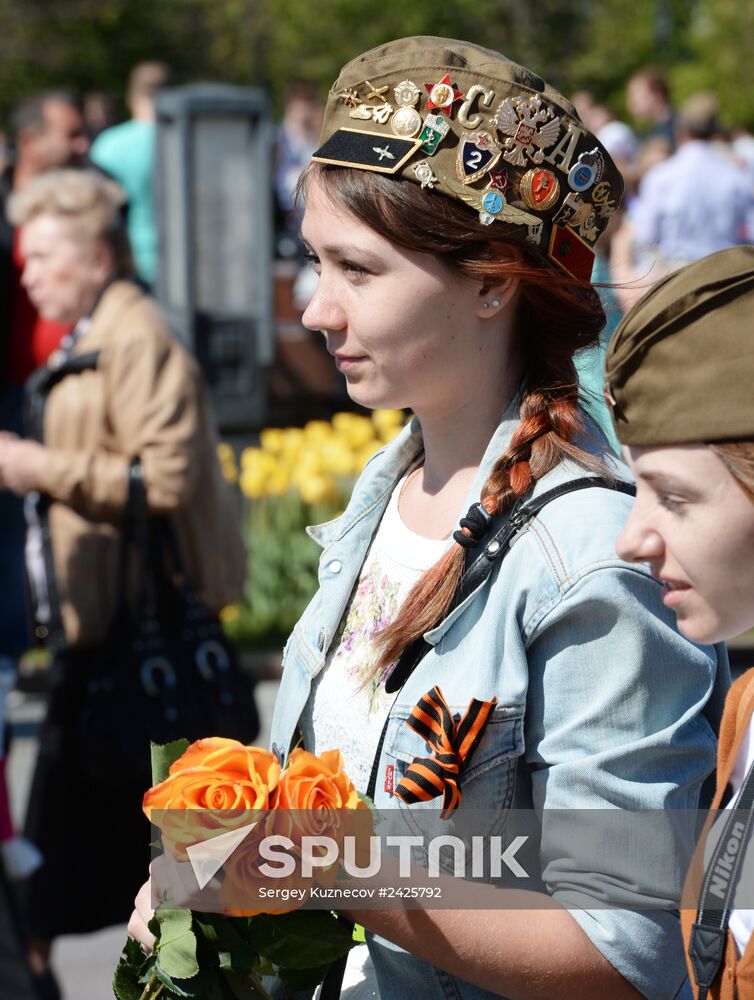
[374,364,604,674]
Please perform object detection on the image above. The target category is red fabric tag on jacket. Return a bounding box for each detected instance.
[384,764,394,795]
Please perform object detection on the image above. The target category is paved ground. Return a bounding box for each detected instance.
[6,678,280,1000]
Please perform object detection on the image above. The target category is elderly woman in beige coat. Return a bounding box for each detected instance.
[0,169,245,989]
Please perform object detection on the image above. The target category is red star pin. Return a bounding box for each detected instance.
[424,74,465,117]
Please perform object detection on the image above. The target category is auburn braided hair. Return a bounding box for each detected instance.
[300,163,611,676]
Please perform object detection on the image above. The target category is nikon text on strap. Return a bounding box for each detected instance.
[689,758,754,998]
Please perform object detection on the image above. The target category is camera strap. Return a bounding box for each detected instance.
[689,758,754,998]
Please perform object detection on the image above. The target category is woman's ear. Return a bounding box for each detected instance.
[475,275,520,319]
[91,238,115,283]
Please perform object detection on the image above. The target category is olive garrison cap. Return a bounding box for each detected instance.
[312,36,623,283]
[605,246,754,446]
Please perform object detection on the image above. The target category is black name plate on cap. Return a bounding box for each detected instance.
[313,127,422,174]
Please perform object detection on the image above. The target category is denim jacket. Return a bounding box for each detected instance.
[270,404,729,1000]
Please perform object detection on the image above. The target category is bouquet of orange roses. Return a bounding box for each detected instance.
[114,737,370,1000]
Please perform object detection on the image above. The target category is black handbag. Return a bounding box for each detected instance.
[78,460,260,785]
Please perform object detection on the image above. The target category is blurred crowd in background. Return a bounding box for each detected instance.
[0,34,753,998]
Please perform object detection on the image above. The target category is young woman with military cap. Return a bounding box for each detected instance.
[130,36,729,999]
[607,245,754,1000]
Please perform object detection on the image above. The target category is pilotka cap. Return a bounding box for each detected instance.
[605,245,754,446]
[312,36,623,283]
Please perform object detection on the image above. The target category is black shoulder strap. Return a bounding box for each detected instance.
[25,351,101,442]
[25,350,101,649]
[689,761,754,998]
[385,476,636,693]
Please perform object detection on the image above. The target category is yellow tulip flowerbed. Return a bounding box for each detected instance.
[219,410,406,648]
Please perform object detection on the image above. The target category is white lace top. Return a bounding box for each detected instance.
[299,466,447,794]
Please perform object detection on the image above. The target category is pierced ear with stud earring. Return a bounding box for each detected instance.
[482,298,502,310]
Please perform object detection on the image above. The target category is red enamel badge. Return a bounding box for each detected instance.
[549,226,595,283]
[520,168,560,210]
[424,74,464,117]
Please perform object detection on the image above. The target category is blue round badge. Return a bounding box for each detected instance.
[568,162,595,192]
[481,191,504,215]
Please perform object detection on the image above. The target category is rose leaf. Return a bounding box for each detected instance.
[217,946,258,973]
[251,911,354,968]
[112,937,150,1000]
[195,913,255,954]
[155,907,199,980]
[151,739,191,784]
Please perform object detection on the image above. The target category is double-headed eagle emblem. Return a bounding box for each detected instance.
[492,95,561,168]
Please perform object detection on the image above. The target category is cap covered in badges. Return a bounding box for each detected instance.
[313,36,624,282]
[605,246,754,446]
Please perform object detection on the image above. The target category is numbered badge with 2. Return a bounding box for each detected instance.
[457,130,502,184]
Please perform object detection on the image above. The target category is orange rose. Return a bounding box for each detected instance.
[277,749,364,812]
[275,749,371,859]
[143,738,280,858]
[144,738,280,815]
[220,814,304,917]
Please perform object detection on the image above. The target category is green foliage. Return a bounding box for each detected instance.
[252,910,355,969]
[113,938,149,1000]
[114,906,355,1000]
[151,739,191,785]
[678,0,754,127]
[224,494,334,649]
[4,0,754,128]
[155,908,200,981]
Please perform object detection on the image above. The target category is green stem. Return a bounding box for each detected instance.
[137,973,165,1000]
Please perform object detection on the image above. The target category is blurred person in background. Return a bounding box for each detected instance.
[611,93,752,311]
[609,135,671,310]
[274,83,323,260]
[90,61,171,286]
[83,90,118,142]
[273,83,324,312]
[0,91,90,1000]
[0,90,90,729]
[0,168,245,992]
[1,90,90,388]
[632,93,751,263]
[571,89,640,168]
[627,66,676,153]
[596,109,640,170]
[732,127,754,179]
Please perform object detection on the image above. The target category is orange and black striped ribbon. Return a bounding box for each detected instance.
[394,686,497,818]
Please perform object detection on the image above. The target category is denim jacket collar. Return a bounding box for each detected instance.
[306,392,524,553]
